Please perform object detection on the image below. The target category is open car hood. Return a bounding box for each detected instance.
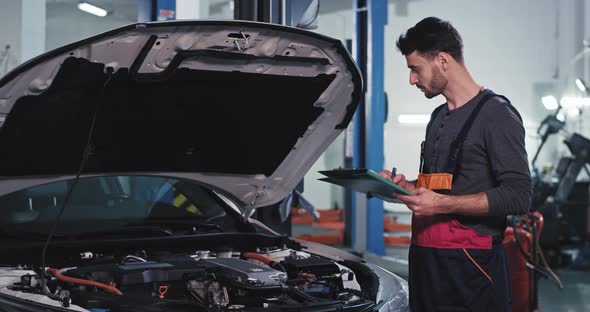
[0,20,361,213]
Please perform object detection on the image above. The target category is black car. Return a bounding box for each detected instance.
[0,20,408,312]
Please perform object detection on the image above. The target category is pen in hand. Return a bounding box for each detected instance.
[391,167,397,181]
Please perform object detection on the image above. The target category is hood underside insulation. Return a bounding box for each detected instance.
[0,57,334,177]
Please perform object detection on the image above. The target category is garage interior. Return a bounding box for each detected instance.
[1,0,590,311]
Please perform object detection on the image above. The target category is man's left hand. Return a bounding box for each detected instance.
[395,188,451,216]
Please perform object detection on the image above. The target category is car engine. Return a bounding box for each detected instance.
[2,247,375,312]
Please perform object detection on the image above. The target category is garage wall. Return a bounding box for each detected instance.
[304,0,586,211]
[45,2,138,51]
[384,0,574,179]
[0,0,46,76]
[0,2,25,76]
[385,0,590,213]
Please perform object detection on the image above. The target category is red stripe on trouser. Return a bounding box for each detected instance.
[463,248,494,284]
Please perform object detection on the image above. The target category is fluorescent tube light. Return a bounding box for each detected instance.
[576,78,588,93]
[541,95,558,110]
[398,114,430,125]
[560,96,590,108]
[78,2,108,17]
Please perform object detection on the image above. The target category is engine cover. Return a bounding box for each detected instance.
[64,261,207,286]
[201,258,287,286]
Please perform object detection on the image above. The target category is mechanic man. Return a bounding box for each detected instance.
[379,17,532,311]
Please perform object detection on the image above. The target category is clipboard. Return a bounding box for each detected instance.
[318,168,414,202]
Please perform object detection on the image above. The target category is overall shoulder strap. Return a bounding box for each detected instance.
[445,91,497,174]
[420,104,446,173]
[425,104,446,137]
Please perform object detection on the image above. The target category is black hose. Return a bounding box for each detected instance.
[286,287,320,302]
[535,237,563,289]
[344,288,369,300]
[511,217,562,288]
[525,262,552,279]
[512,218,540,267]
[511,219,548,274]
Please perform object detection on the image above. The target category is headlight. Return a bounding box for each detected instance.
[365,263,409,312]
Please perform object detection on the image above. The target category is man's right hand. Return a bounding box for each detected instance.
[378,170,417,194]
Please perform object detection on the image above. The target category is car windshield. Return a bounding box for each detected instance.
[0,176,234,237]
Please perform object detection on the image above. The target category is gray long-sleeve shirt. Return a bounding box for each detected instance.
[423,89,532,236]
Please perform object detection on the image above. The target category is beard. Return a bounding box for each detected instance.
[422,66,447,99]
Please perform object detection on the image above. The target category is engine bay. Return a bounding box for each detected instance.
[1,247,376,312]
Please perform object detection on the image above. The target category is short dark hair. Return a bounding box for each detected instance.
[396,17,464,62]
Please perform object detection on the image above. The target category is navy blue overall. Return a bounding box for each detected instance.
[409,91,517,311]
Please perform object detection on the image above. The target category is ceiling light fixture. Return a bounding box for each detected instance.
[397,114,430,125]
[576,78,588,93]
[78,2,108,17]
[560,96,590,108]
[541,95,558,110]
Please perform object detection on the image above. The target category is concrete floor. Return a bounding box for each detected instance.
[538,270,590,312]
